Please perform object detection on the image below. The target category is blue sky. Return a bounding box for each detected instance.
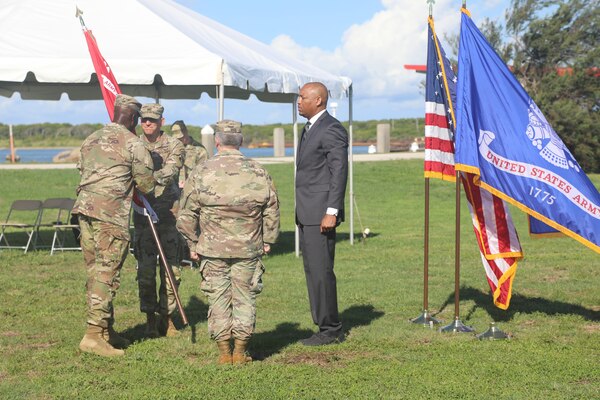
[0,0,510,126]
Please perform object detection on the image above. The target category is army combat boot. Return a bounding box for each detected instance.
[105,324,131,349]
[79,324,124,357]
[145,313,159,338]
[232,339,252,364]
[217,340,232,365]
[159,315,180,337]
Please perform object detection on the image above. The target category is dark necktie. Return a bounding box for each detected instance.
[302,121,312,141]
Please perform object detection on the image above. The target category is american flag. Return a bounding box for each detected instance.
[425,16,522,309]
[424,17,456,182]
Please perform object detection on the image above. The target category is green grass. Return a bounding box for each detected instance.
[0,160,598,399]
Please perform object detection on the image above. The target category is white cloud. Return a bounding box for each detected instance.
[270,0,461,108]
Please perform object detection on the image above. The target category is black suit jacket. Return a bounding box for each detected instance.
[295,111,349,226]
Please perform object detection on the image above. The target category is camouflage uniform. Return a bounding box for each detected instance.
[172,127,209,265]
[172,125,209,184]
[73,114,155,329]
[177,123,280,342]
[134,107,185,318]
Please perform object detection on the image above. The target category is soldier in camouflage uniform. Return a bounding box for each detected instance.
[171,120,209,266]
[177,120,280,365]
[171,120,209,187]
[134,103,185,337]
[73,94,155,357]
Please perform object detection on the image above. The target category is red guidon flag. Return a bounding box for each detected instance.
[78,10,157,221]
[81,27,121,120]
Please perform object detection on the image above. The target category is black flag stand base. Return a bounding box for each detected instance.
[476,322,509,340]
[439,317,475,333]
[410,309,441,328]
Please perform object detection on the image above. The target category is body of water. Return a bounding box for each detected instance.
[0,146,372,163]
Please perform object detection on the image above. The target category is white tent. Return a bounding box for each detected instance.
[0,0,351,104]
[0,0,355,247]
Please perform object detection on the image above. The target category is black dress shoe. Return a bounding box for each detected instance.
[300,332,345,346]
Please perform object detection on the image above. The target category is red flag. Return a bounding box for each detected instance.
[78,14,157,221]
[82,28,121,120]
[425,16,523,309]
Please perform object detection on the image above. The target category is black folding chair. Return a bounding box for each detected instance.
[0,200,43,253]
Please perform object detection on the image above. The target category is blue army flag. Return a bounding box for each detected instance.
[455,9,600,254]
[528,215,562,238]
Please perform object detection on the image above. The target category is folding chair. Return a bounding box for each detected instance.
[50,198,81,255]
[36,198,73,249]
[0,199,43,253]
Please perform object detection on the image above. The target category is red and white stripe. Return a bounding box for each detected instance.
[461,173,522,309]
[425,101,455,181]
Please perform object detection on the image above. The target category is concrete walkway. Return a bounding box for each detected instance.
[0,151,424,169]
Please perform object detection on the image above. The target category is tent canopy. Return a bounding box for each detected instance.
[0,0,351,103]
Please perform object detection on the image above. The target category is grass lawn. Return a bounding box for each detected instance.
[0,160,598,399]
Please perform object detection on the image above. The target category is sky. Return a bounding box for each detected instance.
[0,0,510,126]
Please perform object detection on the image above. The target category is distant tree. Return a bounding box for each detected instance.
[444,0,599,172]
[507,0,600,172]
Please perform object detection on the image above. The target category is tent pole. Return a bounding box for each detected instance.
[349,85,354,245]
[219,82,225,121]
[293,96,300,257]
[215,85,219,121]
[217,62,225,122]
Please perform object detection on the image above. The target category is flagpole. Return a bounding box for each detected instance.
[411,0,440,328]
[146,213,189,326]
[439,173,474,333]
[438,0,475,333]
[411,177,440,326]
[439,1,474,333]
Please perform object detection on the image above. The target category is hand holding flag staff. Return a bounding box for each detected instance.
[76,6,188,326]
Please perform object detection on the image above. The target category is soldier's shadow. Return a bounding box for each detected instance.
[268,231,295,255]
[268,231,380,256]
[120,295,208,345]
[251,304,384,361]
[181,295,209,343]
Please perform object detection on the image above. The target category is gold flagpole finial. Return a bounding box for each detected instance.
[75,6,86,28]
[426,0,435,17]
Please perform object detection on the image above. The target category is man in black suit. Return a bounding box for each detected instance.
[296,82,348,346]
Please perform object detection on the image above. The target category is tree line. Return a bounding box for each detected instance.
[0,118,425,149]
[446,0,599,173]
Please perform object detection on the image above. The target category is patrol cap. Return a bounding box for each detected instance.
[171,124,184,139]
[214,119,242,134]
[171,121,186,138]
[140,103,164,119]
[114,94,142,114]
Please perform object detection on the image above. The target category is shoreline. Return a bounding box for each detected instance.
[0,152,425,169]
